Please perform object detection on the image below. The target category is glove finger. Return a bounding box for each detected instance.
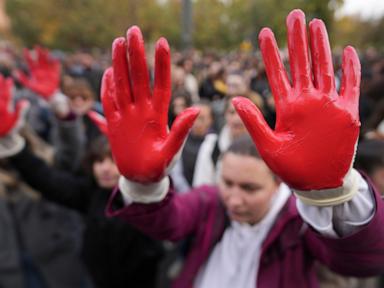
[101,67,121,126]
[36,46,49,67]
[112,37,133,108]
[232,96,279,150]
[339,46,361,118]
[127,26,151,107]
[287,9,312,90]
[87,110,108,135]
[259,28,291,113]
[0,76,11,107]
[309,19,335,93]
[153,37,171,120]
[162,107,200,162]
[12,100,30,132]
[14,70,29,87]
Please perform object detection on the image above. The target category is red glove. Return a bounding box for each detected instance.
[87,110,108,135]
[233,9,360,191]
[102,26,199,183]
[15,46,61,100]
[0,76,29,137]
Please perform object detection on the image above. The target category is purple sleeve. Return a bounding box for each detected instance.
[305,182,384,276]
[106,185,219,241]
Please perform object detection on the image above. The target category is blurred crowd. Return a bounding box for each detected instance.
[0,38,383,288]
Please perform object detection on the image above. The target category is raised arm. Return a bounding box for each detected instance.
[102,27,199,184]
[102,27,206,240]
[233,9,384,275]
[233,9,360,205]
[0,76,90,212]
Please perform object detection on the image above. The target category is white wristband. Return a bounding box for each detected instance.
[118,176,169,204]
[293,169,361,207]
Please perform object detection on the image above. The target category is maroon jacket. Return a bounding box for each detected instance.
[106,178,384,288]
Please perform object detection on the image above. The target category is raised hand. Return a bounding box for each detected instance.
[16,46,61,100]
[0,76,29,137]
[233,9,360,191]
[102,26,199,183]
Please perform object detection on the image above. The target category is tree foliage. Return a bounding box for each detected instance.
[6,0,344,51]
[333,15,384,52]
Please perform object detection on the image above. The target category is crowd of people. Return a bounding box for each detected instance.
[0,8,383,288]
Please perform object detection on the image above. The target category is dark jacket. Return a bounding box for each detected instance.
[10,147,163,288]
[0,172,87,288]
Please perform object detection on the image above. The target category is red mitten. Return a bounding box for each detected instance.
[101,26,199,183]
[233,10,360,204]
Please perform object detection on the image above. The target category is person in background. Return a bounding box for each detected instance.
[192,98,249,187]
[168,90,192,128]
[61,74,103,150]
[177,57,199,103]
[0,76,90,288]
[199,61,227,101]
[213,72,264,132]
[171,100,215,193]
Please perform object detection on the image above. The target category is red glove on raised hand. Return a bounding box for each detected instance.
[233,10,360,196]
[0,76,29,158]
[102,26,199,183]
[16,46,61,100]
[0,76,29,137]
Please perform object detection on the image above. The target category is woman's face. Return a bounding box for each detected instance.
[172,97,187,116]
[67,88,94,116]
[92,156,120,189]
[191,104,213,136]
[225,102,247,139]
[226,74,247,97]
[218,152,279,225]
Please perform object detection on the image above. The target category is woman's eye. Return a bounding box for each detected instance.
[224,179,233,187]
[240,184,260,193]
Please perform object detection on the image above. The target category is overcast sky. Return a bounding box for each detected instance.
[337,0,384,19]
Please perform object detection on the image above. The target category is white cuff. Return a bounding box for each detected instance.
[297,171,375,238]
[293,169,360,207]
[119,176,169,205]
